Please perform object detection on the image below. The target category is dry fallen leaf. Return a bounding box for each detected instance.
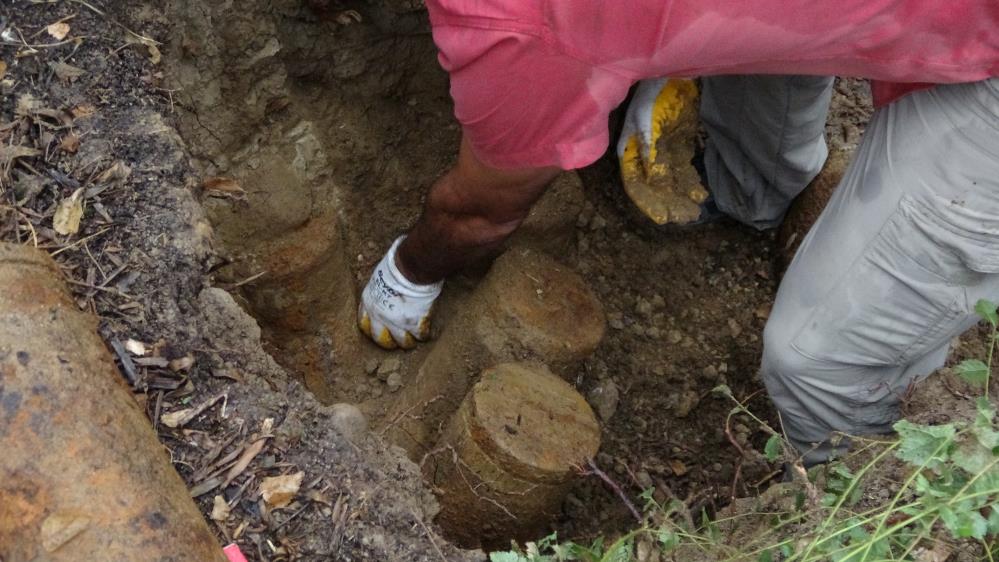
[147,44,163,64]
[15,94,41,117]
[50,61,86,83]
[60,133,80,153]
[668,458,688,477]
[224,437,268,485]
[159,393,226,428]
[47,22,71,41]
[335,10,362,25]
[124,339,147,356]
[33,107,74,127]
[160,407,194,428]
[125,34,162,64]
[169,354,195,372]
[0,145,41,167]
[914,544,953,562]
[53,188,85,236]
[70,104,97,119]
[211,495,231,522]
[202,177,246,197]
[259,471,304,508]
[0,61,7,81]
[40,512,90,552]
[96,161,132,184]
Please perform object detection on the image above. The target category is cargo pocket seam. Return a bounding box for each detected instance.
[789,201,967,367]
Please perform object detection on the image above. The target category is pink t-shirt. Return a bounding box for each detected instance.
[427,0,998,169]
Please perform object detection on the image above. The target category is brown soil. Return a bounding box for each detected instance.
[2,1,982,560]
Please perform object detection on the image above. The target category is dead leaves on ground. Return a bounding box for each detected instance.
[49,61,86,83]
[124,33,161,65]
[52,187,84,234]
[211,495,231,522]
[160,393,225,429]
[0,145,42,168]
[259,472,305,508]
[46,22,72,41]
[202,177,246,199]
[59,133,80,153]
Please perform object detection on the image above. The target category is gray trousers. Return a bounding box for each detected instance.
[701,76,999,464]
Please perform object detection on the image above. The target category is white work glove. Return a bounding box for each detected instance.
[358,237,442,350]
[615,77,707,225]
[616,77,671,169]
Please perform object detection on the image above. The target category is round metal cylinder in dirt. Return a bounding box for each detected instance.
[384,248,606,456]
[0,243,226,562]
[425,363,601,549]
[238,210,354,333]
[233,210,359,401]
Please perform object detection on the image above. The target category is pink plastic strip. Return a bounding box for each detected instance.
[223,544,248,562]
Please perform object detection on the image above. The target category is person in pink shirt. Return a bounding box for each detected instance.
[356,0,999,464]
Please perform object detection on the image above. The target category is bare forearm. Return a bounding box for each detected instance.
[396,138,559,284]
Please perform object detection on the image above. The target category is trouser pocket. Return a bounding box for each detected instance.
[790,194,977,370]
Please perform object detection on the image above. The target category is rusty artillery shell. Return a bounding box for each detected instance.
[383,248,606,456]
[425,363,601,549]
[233,210,359,402]
[0,243,226,561]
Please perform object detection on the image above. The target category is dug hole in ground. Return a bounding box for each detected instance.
[1,1,995,561]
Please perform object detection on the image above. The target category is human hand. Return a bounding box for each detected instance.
[358,237,442,350]
[616,78,708,225]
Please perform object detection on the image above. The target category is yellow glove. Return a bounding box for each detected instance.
[616,78,708,225]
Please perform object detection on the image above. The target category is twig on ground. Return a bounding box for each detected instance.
[581,457,642,522]
[412,509,448,562]
[49,226,112,256]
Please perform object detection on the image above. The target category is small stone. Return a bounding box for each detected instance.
[701,365,718,380]
[635,298,653,318]
[587,379,620,422]
[589,214,607,231]
[734,423,750,435]
[635,470,654,490]
[646,327,660,339]
[667,330,683,345]
[608,313,625,331]
[754,304,772,320]
[718,362,729,373]
[673,390,700,418]
[364,359,379,375]
[386,372,403,392]
[377,357,401,381]
[651,294,666,309]
[329,403,368,441]
[728,318,742,337]
[636,538,657,562]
